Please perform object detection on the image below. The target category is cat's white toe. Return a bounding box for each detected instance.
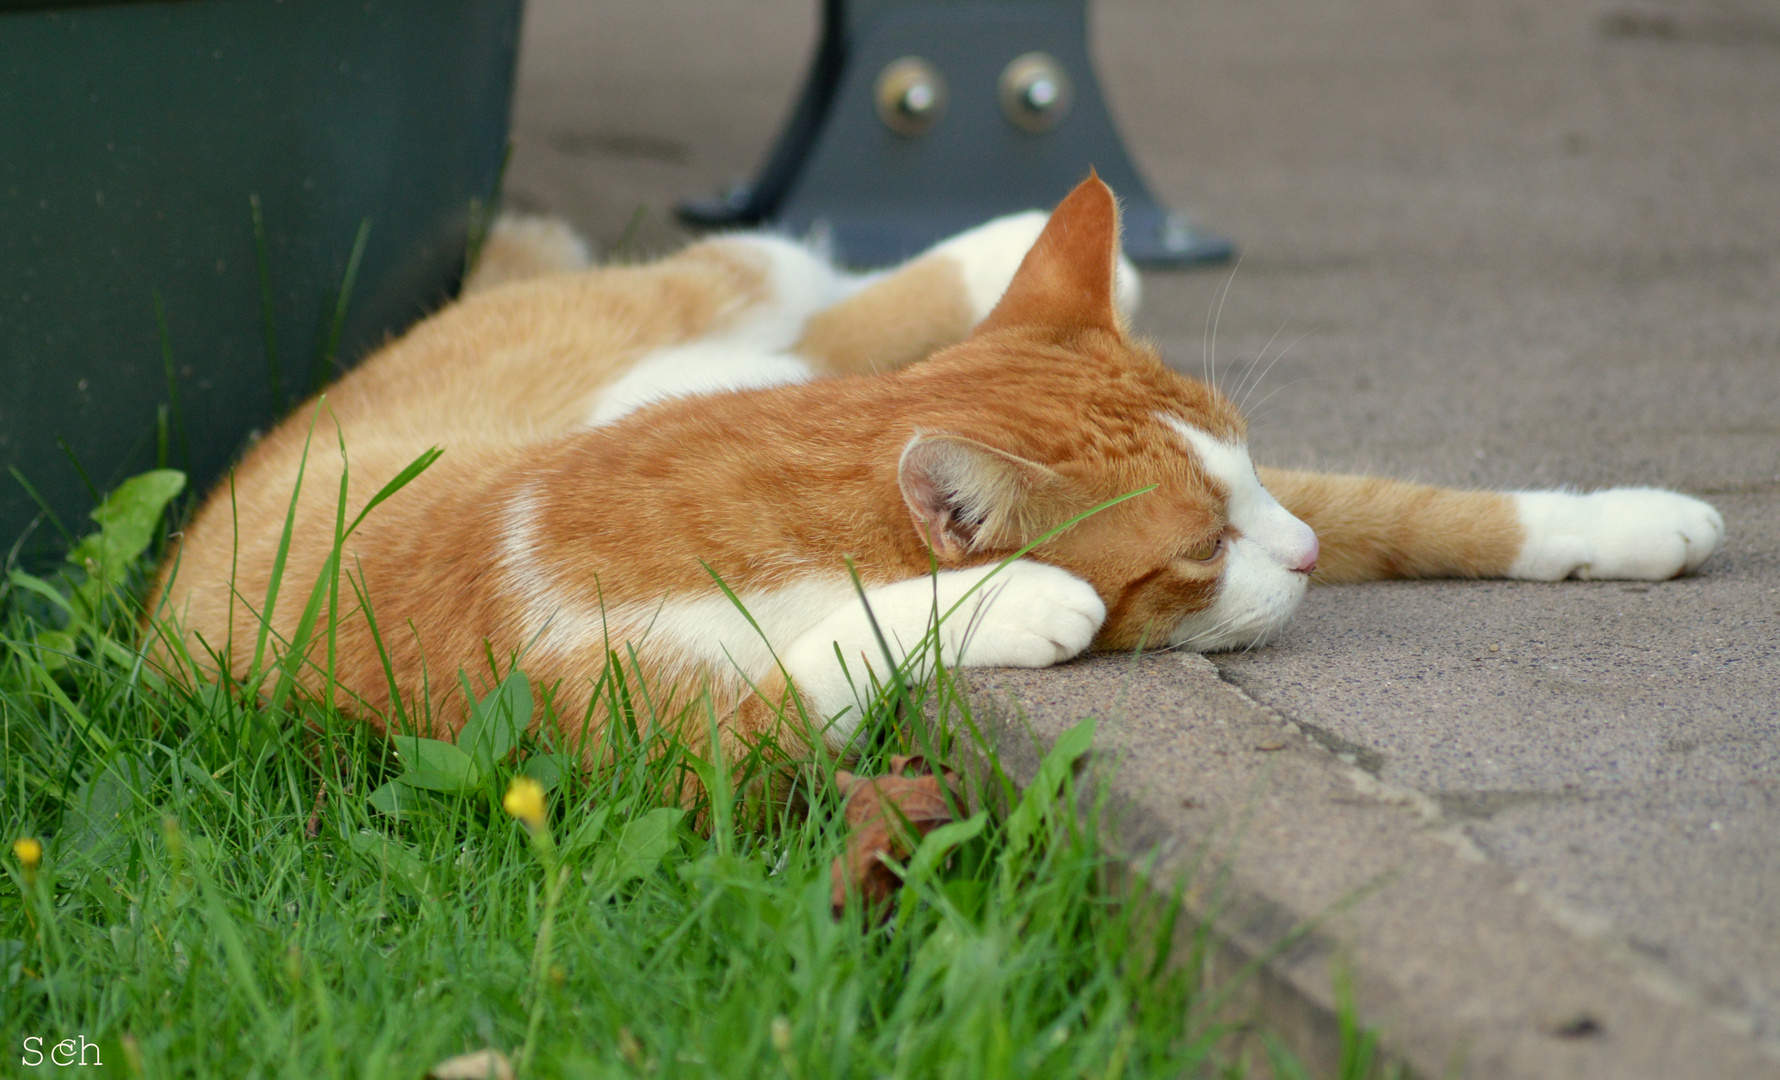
[1510,488,1725,581]
[1675,498,1726,573]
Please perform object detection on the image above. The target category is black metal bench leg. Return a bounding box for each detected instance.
[677,0,1233,268]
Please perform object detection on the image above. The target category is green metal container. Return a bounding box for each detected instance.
[0,0,524,562]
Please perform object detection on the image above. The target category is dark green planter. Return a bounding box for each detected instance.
[0,0,523,562]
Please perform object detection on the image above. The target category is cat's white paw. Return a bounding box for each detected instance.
[1509,488,1725,581]
[932,212,1141,323]
[937,560,1106,668]
[781,559,1105,743]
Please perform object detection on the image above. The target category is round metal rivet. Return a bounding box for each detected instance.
[875,57,946,137]
[999,52,1072,133]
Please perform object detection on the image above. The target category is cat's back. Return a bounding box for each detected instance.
[283,240,780,454]
[156,237,787,674]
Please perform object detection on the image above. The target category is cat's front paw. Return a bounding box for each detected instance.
[940,560,1106,668]
[779,560,1105,744]
[1510,488,1725,581]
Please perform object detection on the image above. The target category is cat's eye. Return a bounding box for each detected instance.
[1180,532,1225,562]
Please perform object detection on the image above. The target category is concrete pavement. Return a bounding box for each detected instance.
[504,0,1780,1074]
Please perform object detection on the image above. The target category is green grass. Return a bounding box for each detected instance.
[0,467,1371,1079]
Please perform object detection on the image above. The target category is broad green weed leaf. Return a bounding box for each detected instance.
[598,807,686,885]
[1003,717,1095,863]
[367,780,427,818]
[677,851,766,895]
[392,736,480,792]
[940,877,988,921]
[60,755,145,867]
[897,811,989,928]
[561,805,613,856]
[521,752,572,791]
[31,628,74,672]
[67,469,185,578]
[457,669,531,770]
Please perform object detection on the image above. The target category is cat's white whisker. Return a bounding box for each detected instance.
[1236,325,1312,416]
[1202,254,1243,394]
[1228,315,1289,410]
[1241,376,1319,429]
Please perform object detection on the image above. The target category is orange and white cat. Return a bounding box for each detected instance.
[153,177,1724,766]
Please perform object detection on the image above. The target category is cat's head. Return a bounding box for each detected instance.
[897,174,1318,652]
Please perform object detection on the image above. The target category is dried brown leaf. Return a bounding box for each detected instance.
[830,759,961,919]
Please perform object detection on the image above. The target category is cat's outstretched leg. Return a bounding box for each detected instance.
[1256,468,1725,583]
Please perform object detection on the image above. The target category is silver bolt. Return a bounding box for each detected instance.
[998,53,1071,133]
[901,82,935,116]
[876,58,946,136]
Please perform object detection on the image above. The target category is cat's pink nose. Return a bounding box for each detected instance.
[1291,537,1319,574]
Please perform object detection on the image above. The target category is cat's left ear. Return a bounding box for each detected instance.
[973,171,1126,341]
[898,433,1065,557]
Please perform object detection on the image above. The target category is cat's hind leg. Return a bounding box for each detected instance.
[1256,468,1725,583]
[583,203,1142,423]
[583,233,856,425]
[583,214,1082,423]
[794,211,1143,377]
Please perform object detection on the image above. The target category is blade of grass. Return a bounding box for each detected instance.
[6,640,114,756]
[267,441,440,714]
[315,219,371,391]
[9,466,76,549]
[246,407,323,691]
[55,438,101,509]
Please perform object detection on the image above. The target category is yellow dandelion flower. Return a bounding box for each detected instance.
[13,837,41,870]
[503,777,546,831]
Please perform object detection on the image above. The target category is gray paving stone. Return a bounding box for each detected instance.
[506,0,1780,1072]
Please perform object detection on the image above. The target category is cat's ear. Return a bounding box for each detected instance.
[898,434,1064,557]
[973,171,1124,340]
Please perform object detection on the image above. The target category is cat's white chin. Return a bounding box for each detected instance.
[1167,538,1309,652]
